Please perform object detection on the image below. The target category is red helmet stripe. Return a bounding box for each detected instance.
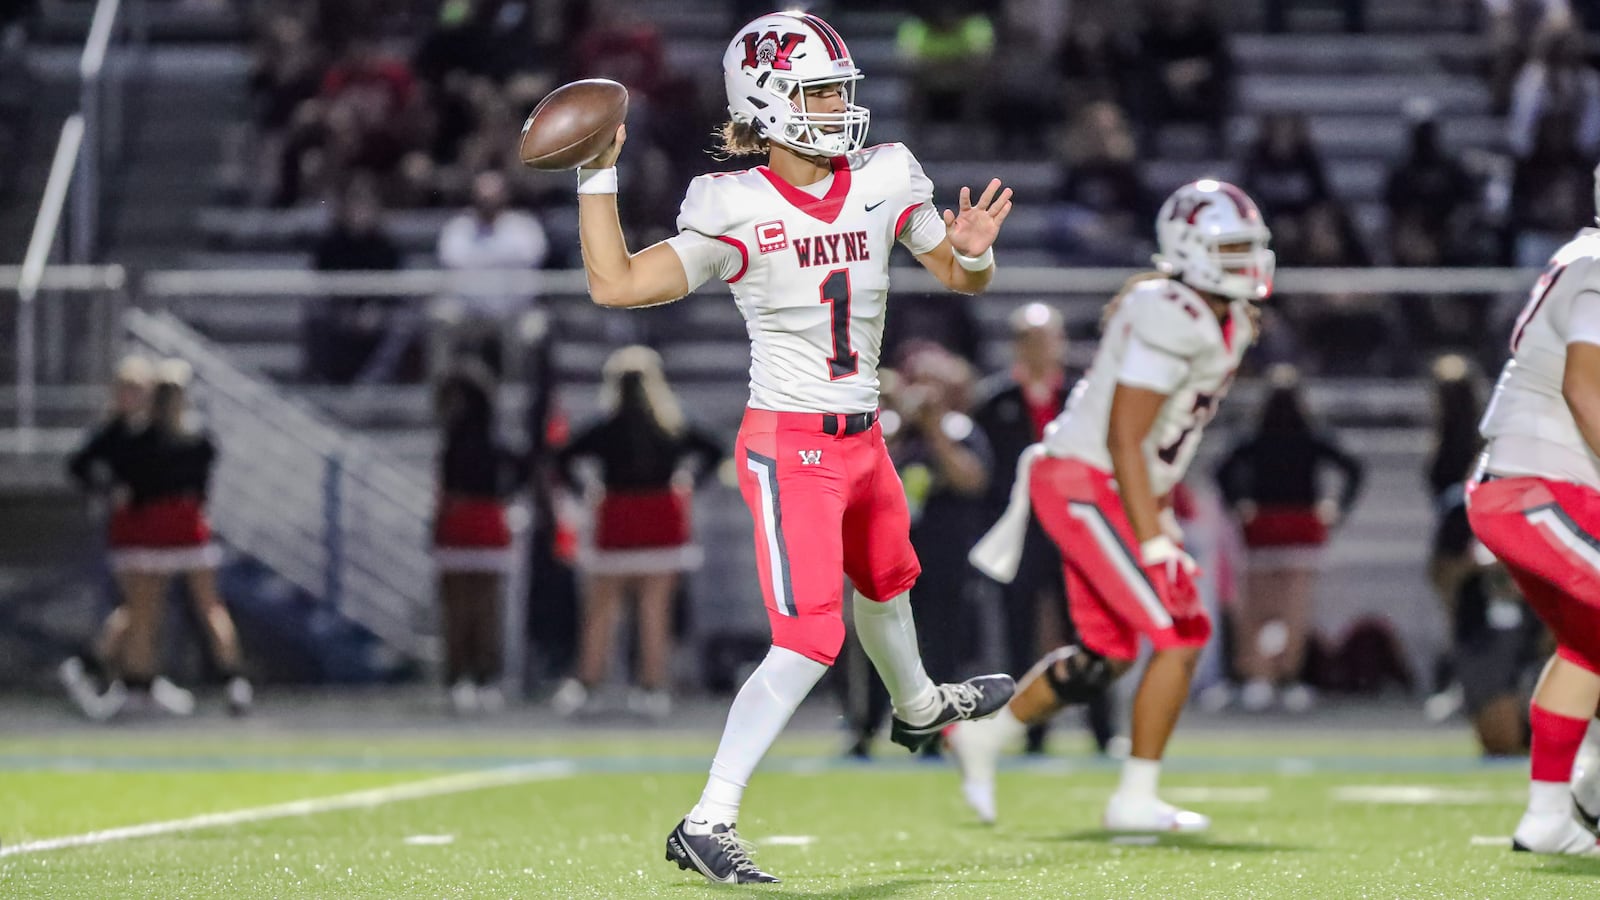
[1215,182,1257,219]
[800,13,847,61]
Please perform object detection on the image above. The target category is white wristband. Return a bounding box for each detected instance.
[954,246,994,272]
[576,167,618,195]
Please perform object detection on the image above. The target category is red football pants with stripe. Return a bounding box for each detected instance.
[1029,456,1211,662]
[1468,475,1600,671]
[735,408,922,666]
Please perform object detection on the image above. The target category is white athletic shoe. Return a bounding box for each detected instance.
[1103,794,1212,833]
[1512,810,1600,855]
[1239,679,1276,713]
[1572,734,1600,832]
[1280,683,1316,715]
[449,678,480,715]
[627,688,672,721]
[476,684,506,713]
[150,677,196,716]
[550,678,590,717]
[59,657,111,720]
[225,676,254,716]
[945,717,1015,824]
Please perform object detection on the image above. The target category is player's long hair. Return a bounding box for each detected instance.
[1098,271,1168,333]
[713,120,769,159]
[601,345,685,439]
[151,358,198,437]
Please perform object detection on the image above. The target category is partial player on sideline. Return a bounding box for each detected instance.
[571,12,1016,884]
[953,180,1274,832]
[1469,165,1600,857]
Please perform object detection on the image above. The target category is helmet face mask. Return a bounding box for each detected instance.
[1153,179,1275,302]
[724,14,870,157]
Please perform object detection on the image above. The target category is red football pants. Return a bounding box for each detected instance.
[1029,456,1211,661]
[735,408,922,665]
[1468,475,1600,671]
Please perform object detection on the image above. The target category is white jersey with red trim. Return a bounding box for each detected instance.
[1043,278,1252,497]
[664,142,947,414]
[1481,228,1600,491]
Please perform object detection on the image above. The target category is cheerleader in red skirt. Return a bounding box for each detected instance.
[552,347,723,719]
[434,360,529,714]
[62,358,251,717]
[1214,366,1364,713]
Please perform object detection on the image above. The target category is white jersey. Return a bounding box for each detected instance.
[1480,227,1600,491]
[1044,278,1253,497]
[665,143,947,413]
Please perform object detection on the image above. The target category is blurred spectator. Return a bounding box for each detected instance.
[552,347,723,720]
[1422,355,1539,755]
[1485,0,1574,112]
[971,305,1116,755]
[1386,106,1476,254]
[1050,101,1152,265]
[570,0,668,99]
[436,170,550,372]
[1282,202,1405,374]
[1509,112,1594,265]
[275,38,423,205]
[984,8,1063,157]
[1507,20,1600,160]
[844,344,992,757]
[414,0,539,85]
[433,359,528,714]
[896,1,996,132]
[1137,0,1233,153]
[1242,113,1330,254]
[304,178,411,384]
[1055,12,1140,115]
[1215,366,1364,713]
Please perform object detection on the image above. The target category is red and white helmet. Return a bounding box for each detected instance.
[722,12,869,157]
[1153,179,1275,301]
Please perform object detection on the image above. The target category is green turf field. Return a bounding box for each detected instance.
[1,730,1596,898]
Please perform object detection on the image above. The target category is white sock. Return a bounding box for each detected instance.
[852,591,939,724]
[991,704,1027,742]
[1529,780,1571,816]
[686,646,827,831]
[1116,757,1162,800]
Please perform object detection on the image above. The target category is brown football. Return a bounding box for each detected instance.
[518,78,629,171]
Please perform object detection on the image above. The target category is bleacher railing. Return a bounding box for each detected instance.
[123,308,441,663]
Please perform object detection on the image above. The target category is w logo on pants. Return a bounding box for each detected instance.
[797,449,823,466]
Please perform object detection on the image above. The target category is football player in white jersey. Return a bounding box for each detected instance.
[571,12,1016,883]
[1468,164,1600,856]
[951,180,1272,831]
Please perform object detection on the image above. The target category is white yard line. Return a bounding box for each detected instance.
[1,760,575,857]
[1470,835,1512,847]
[1330,785,1523,806]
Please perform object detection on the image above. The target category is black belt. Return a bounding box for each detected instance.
[822,410,877,436]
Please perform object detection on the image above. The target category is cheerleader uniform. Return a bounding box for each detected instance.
[105,427,222,574]
[434,430,526,573]
[1214,430,1364,569]
[558,418,723,576]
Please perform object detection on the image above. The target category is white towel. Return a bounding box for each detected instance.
[968,443,1047,584]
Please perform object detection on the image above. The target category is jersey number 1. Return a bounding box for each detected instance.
[820,268,858,379]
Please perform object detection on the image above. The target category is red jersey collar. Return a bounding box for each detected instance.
[756,155,852,225]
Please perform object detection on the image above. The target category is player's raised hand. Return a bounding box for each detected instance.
[943,178,1013,257]
[589,124,627,169]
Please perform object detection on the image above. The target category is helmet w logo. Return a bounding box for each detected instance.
[1169,197,1213,225]
[741,31,806,70]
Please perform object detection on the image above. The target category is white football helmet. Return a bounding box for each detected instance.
[1153,179,1275,301]
[722,12,869,157]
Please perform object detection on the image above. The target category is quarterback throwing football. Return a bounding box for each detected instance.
[574,12,1016,884]
[954,180,1273,832]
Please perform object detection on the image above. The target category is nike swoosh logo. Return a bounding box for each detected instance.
[865,200,886,212]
